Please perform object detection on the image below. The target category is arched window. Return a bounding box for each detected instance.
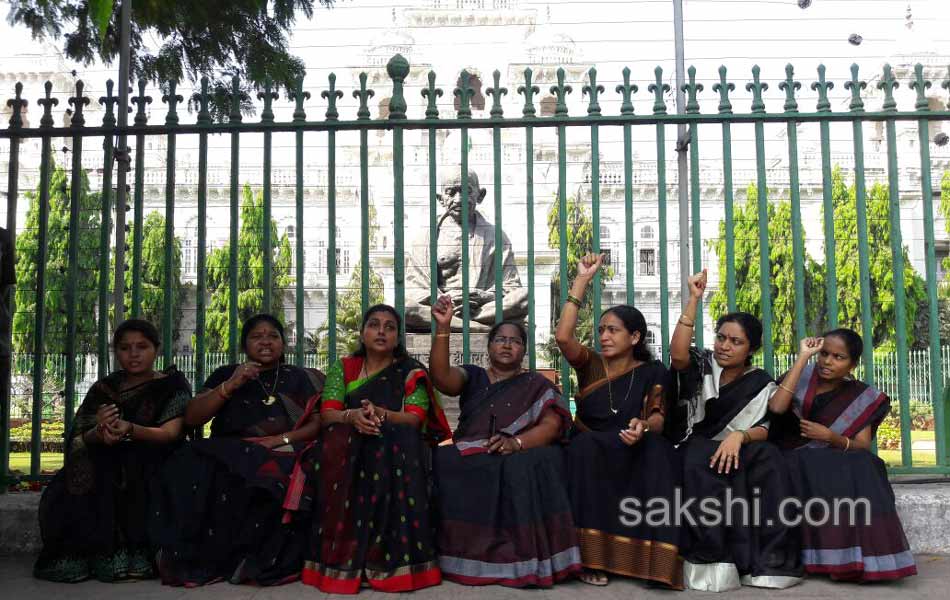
[641,225,655,240]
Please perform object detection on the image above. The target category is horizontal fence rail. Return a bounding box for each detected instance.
[2,56,950,485]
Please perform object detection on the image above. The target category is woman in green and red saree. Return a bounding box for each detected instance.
[428,295,581,587]
[35,319,191,583]
[149,314,323,587]
[770,328,916,582]
[298,304,450,594]
[669,270,810,592]
[556,254,683,589]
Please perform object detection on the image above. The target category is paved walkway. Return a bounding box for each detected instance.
[1,555,949,599]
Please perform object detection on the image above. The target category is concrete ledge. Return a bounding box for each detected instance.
[3,483,950,556]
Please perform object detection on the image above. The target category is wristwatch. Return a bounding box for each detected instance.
[282,435,291,446]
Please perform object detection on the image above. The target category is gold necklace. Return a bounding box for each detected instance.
[256,366,281,406]
[603,357,636,415]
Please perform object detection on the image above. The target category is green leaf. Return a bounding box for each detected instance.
[89,0,115,43]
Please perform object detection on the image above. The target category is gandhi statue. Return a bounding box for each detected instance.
[404,170,528,332]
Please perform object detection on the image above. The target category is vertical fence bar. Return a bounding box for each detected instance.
[227,77,241,362]
[619,68,636,302]
[748,66,773,372]
[585,68,604,346]
[457,70,473,363]
[814,65,838,327]
[552,68,572,396]
[489,71,507,324]
[912,64,946,465]
[162,82,181,364]
[291,77,310,366]
[64,81,89,428]
[781,65,807,341]
[651,68,671,362]
[195,79,210,392]
[354,74,372,316]
[845,65,875,385]
[260,82,277,315]
[683,67,704,347]
[324,75,343,363]
[423,72,441,333]
[97,84,118,376]
[519,70,538,369]
[31,82,57,478]
[388,57,409,333]
[131,81,149,318]
[714,67,737,311]
[879,65,912,466]
[2,83,26,487]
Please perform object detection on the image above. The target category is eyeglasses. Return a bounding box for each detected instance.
[490,336,524,347]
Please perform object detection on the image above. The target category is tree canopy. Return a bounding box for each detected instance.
[8,1,334,90]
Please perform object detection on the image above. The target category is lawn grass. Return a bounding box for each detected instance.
[8,452,63,474]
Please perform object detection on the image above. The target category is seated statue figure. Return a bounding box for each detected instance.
[405,170,528,332]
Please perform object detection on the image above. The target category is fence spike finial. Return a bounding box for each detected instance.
[517,68,539,117]
[487,69,508,119]
[99,80,119,127]
[387,54,410,120]
[681,66,703,114]
[648,66,670,115]
[194,77,211,126]
[877,63,899,112]
[615,67,637,116]
[582,67,604,116]
[844,64,867,113]
[321,74,344,122]
[38,81,59,128]
[131,79,152,127]
[550,67,573,117]
[6,81,27,129]
[746,65,768,114]
[910,63,932,111]
[713,65,735,114]
[421,70,443,120]
[67,80,90,128]
[811,64,834,112]
[778,64,801,113]
[227,75,242,123]
[162,80,183,126]
[455,70,475,119]
[259,78,280,123]
[351,73,372,121]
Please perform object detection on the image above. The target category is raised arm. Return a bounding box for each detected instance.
[770,337,824,413]
[428,294,468,396]
[555,253,603,365]
[185,363,260,427]
[670,270,706,371]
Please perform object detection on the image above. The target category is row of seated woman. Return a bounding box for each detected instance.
[32,255,916,593]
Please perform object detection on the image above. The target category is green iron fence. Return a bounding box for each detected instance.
[2,55,950,485]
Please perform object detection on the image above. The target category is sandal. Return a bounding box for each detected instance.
[578,569,609,586]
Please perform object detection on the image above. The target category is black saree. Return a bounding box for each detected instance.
[34,368,191,583]
[149,363,322,587]
[564,348,684,588]
[434,366,581,587]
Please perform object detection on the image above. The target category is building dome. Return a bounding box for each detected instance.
[525,29,577,65]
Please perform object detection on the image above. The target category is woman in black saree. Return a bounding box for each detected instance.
[669,269,809,592]
[294,304,451,594]
[35,319,191,583]
[149,314,323,587]
[428,295,581,587]
[556,254,683,588]
[770,328,916,581]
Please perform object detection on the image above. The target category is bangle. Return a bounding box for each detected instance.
[678,314,694,328]
[777,382,795,395]
[378,409,388,423]
[742,430,752,444]
[122,423,134,442]
[566,294,583,308]
[218,382,231,399]
[435,333,450,339]
[342,409,351,424]
[844,438,851,452]
[514,436,524,451]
